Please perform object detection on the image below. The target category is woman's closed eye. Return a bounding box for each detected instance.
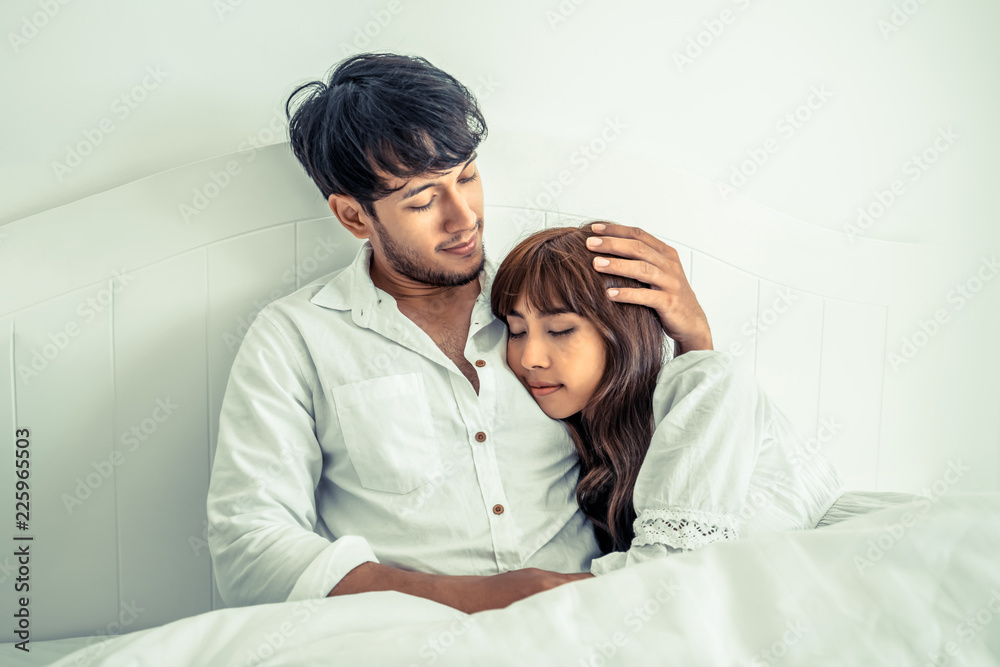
[508,328,576,339]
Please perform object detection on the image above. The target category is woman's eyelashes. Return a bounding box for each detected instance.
[409,172,479,212]
[508,328,575,340]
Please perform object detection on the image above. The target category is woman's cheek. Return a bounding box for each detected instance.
[505,339,520,370]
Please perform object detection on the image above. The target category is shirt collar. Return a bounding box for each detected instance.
[310,240,499,320]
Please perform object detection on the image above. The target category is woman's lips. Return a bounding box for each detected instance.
[529,384,562,397]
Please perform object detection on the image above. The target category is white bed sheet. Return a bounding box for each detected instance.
[8,492,1000,666]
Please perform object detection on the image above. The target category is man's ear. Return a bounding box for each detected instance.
[328,194,372,240]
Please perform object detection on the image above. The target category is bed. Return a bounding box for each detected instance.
[1,133,994,665]
[26,493,1000,665]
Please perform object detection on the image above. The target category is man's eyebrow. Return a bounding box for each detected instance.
[399,153,478,201]
[508,306,574,319]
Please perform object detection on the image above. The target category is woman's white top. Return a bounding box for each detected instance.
[591,350,845,574]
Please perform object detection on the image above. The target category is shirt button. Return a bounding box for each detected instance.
[475,359,486,367]
[475,432,487,443]
[493,504,504,515]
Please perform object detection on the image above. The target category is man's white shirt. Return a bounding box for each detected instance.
[207,241,601,607]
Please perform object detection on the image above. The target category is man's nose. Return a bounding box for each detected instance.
[443,188,478,233]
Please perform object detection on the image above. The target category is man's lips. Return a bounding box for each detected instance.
[442,236,477,253]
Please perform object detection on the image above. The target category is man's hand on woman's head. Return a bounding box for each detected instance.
[585,222,713,356]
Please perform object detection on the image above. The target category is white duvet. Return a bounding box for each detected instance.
[51,492,1000,666]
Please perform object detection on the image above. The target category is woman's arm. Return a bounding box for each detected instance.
[591,350,758,574]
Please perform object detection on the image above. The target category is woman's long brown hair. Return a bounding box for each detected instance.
[490,222,667,553]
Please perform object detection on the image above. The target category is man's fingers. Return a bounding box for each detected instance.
[588,222,676,260]
[587,236,679,274]
[604,286,664,309]
[594,256,685,293]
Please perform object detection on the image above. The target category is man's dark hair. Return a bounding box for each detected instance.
[285,52,488,219]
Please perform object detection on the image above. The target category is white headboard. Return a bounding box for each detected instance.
[0,135,928,641]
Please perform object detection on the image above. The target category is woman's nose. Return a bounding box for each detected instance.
[519,336,549,369]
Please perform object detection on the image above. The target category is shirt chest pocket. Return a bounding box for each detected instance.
[332,373,443,495]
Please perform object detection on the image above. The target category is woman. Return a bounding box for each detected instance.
[490,222,911,574]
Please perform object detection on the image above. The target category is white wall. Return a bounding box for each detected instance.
[0,0,997,641]
[11,0,992,481]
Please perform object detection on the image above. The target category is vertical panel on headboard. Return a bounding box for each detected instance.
[753,284,824,440]
[690,253,759,377]
[295,217,361,288]
[817,300,888,490]
[12,285,118,640]
[0,318,17,641]
[206,225,297,610]
[114,250,211,631]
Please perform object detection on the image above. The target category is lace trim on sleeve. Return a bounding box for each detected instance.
[632,508,741,551]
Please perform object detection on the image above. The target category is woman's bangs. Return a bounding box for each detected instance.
[519,246,588,316]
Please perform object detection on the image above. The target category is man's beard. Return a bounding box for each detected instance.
[371,217,486,287]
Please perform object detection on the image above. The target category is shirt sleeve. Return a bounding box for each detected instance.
[207,312,378,606]
[591,351,759,575]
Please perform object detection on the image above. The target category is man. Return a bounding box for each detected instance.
[207,53,713,614]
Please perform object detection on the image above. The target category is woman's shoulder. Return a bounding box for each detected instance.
[656,349,739,382]
[652,350,758,415]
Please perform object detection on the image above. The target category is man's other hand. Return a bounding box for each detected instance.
[450,568,593,613]
[328,562,592,614]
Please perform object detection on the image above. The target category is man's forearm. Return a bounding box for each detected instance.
[675,329,714,356]
[328,561,459,604]
[328,561,591,614]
